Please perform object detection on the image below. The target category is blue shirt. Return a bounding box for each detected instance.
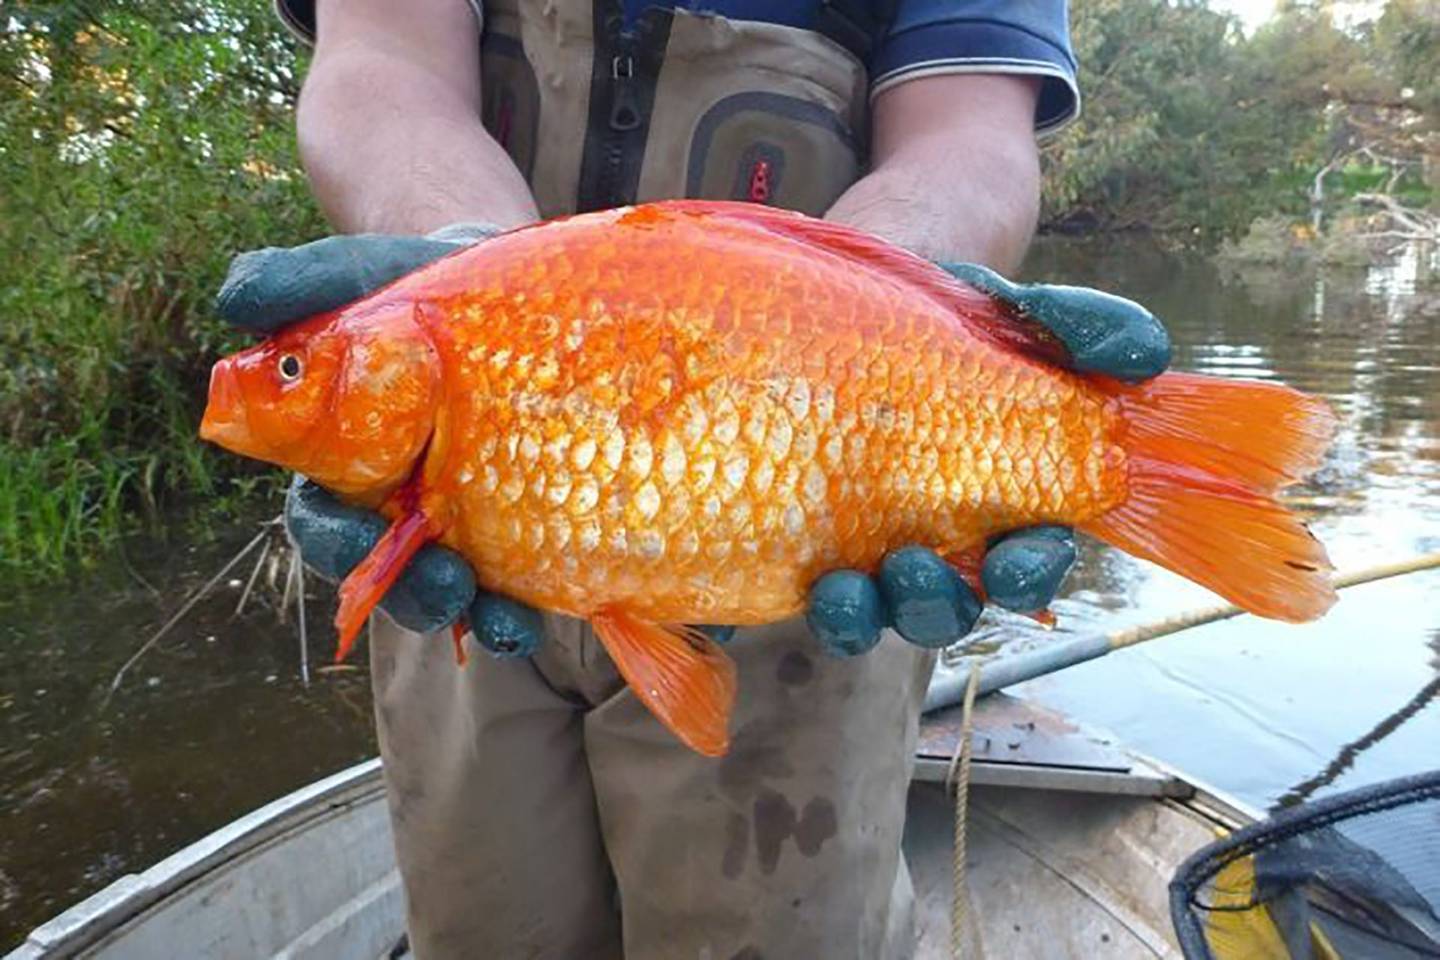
[616,1,1078,132]
[278,0,1079,134]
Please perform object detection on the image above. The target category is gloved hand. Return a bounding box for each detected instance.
[216,232,1169,660]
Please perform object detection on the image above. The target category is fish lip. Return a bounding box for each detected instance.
[198,360,256,453]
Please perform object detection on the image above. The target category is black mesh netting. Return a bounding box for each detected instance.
[1170,770,1440,959]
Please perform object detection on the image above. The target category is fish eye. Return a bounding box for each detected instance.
[277,354,303,382]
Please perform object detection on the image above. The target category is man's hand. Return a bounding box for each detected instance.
[219,227,544,657]
[803,266,1171,656]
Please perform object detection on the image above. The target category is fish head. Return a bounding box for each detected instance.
[200,304,441,502]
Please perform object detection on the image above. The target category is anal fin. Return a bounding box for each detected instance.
[590,606,737,757]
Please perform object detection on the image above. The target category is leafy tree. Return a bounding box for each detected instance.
[1045,0,1436,241]
[0,1,323,572]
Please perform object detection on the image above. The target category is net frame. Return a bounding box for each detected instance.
[1169,769,1440,959]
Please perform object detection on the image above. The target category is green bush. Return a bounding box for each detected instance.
[1,2,323,574]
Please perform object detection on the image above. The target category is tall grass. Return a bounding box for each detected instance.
[1,2,322,576]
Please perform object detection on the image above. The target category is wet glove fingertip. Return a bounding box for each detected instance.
[878,546,982,648]
[283,477,386,582]
[217,236,463,333]
[380,545,477,634]
[807,570,885,657]
[982,528,1078,613]
[471,592,545,658]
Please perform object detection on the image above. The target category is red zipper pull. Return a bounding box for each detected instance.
[747,159,772,203]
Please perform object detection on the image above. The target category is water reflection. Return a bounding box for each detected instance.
[1012,239,1440,811]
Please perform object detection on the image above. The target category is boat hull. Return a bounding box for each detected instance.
[8,697,1253,959]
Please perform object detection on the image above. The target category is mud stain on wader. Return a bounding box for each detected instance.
[776,650,814,687]
[718,742,794,799]
[794,797,837,855]
[753,789,839,873]
[721,810,750,879]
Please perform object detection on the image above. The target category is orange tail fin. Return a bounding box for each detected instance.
[1080,373,1338,622]
[334,509,435,661]
[590,606,737,756]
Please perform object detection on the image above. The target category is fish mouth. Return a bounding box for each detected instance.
[198,359,257,455]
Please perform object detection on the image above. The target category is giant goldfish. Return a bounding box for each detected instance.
[200,200,1336,755]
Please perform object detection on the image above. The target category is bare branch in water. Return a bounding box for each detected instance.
[1353,192,1439,242]
[279,544,297,623]
[234,534,274,619]
[102,516,282,710]
[293,550,311,687]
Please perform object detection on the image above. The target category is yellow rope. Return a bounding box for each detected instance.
[1106,550,1440,651]
[945,662,983,960]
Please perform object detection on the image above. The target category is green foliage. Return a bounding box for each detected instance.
[1373,0,1440,122]
[1215,215,1309,265]
[1,1,321,574]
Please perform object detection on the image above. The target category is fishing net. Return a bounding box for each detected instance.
[1170,770,1440,959]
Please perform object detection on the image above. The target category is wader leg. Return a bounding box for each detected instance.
[369,615,622,960]
[583,620,935,960]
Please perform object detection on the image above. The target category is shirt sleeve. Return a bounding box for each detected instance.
[870,0,1080,137]
[273,0,483,45]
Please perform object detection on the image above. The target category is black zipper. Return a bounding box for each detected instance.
[595,47,639,205]
[577,4,671,212]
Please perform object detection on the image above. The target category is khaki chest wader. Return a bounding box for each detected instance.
[477,1,872,218]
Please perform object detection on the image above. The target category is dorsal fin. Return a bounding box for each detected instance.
[655,200,1073,369]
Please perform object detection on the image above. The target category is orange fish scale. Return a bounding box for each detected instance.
[389,207,1126,625]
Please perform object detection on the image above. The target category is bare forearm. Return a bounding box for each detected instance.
[297,49,537,235]
[826,75,1041,273]
[825,149,1038,272]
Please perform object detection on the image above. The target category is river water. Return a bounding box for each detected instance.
[3,239,1438,947]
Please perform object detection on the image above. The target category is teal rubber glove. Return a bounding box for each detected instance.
[217,234,1170,659]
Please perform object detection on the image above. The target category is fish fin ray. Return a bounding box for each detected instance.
[589,606,737,757]
[334,509,435,660]
[1081,375,1337,622]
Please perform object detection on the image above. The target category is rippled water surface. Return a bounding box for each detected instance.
[3,239,1439,948]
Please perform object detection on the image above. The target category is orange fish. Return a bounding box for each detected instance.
[200,200,1336,755]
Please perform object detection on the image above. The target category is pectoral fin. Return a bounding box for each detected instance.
[334,508,436,661]
[590,606,737,757]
